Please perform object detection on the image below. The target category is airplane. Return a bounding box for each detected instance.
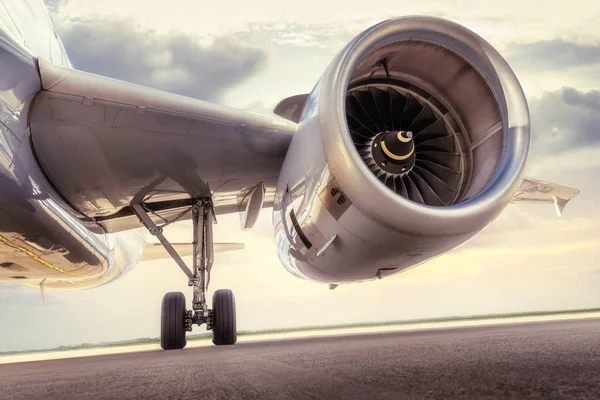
[0,0,580,350]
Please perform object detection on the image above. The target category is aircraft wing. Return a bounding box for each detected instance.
[29,60,296,233]
[29,60,581,235]
[511,177,581,217]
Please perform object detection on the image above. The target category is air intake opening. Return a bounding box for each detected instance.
[346,40,504,207]
[347,81,466,206]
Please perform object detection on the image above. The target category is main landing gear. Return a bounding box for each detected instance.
[132,198,236,350]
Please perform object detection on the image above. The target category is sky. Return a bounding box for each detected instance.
[1,0,600,352]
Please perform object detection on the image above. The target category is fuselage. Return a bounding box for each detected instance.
[0,0,144,289]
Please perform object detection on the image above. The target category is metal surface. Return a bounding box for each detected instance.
[347,83,466,206]
[511,177,581,216]
[240,182,265,230]
[273,94,309,123]
[321,17,527,236]
[272,16,532,283]
[0,1,581,291]
[29,60,296,230]
[0,0,132,289]
[131,203,193,279]
[132,196,215,328]
[316,234,337,257]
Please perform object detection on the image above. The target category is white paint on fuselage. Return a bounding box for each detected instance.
[0,0,147,289]
[0,0,71,67]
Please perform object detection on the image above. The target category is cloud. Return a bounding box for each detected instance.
[53,16,268,102]
[506,40,600,71]
[241,100,278,115]
[561,87,600,109]
[527,87,600,159]
[499,40,600,97]
[502,43,600,175]
[44,0,64,12]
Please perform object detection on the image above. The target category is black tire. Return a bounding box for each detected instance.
[161,292,187,350]
[212,289,237,345]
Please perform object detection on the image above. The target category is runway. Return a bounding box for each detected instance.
[2,318,600,399]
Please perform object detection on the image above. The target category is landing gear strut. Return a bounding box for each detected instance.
[132,198,237,350]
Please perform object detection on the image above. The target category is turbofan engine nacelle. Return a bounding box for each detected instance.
[272,16,530,283]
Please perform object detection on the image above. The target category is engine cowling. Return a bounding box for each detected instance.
[272,16,530,283]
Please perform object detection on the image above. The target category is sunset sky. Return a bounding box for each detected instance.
[1,0,600,352]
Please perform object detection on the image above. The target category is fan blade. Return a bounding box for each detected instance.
[347,117,370,137]
[415,136,456,152]
[415,133,456,147]
[417,151,461,171]
[413,165,458,204]
[404,174,425,204]
[389,88,407,131]
[369,87,391,132]
[384,174,396,192]
[415,116,445,133]
[350,127,374,141]
[376,172,388,187]
[409,172,445,206]
[415,159,461,184]
[400,94,422,130]
[357,145,371,154]
[395,176,409,198]
[409,104,436,134]
[351,90,384,132]
[346,95,379,137]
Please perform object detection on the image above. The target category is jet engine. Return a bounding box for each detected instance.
[272,16,530,283]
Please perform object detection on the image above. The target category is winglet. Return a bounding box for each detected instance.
[511,178,580,217]
[553,196,571,218]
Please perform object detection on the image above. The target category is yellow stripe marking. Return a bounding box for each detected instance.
[381,140,414,161]
[397,131,412,143]
[0,234,87,277]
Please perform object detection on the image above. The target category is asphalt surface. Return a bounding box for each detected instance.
[2,318,600,400]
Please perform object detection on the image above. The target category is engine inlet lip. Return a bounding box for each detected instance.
[319,16,530,236]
